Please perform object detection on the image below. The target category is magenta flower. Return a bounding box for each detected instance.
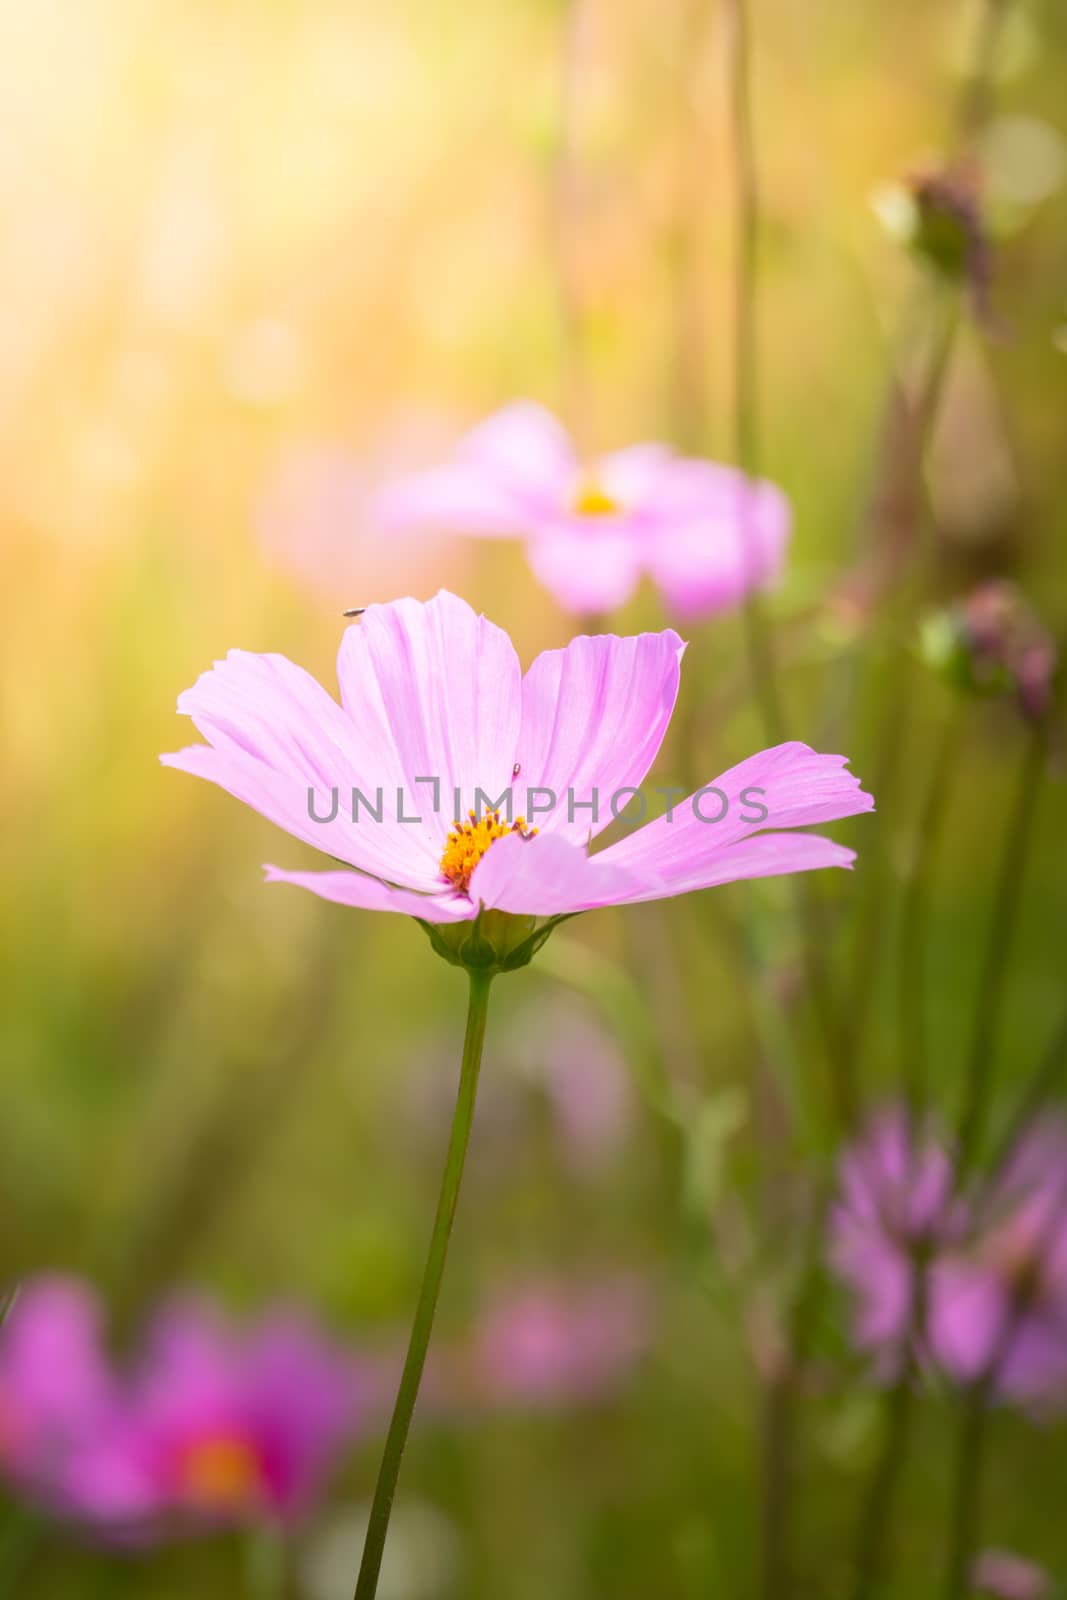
[470,1275,652,1410]
[375,403,790,620]
[0,1277,116,1500]
[162,591,870,970]
[64,1302,367,1532]
[930,1118,1067,1408]
[829,1109,963,1370]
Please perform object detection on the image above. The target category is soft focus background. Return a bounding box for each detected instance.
[2,0,1066,1595]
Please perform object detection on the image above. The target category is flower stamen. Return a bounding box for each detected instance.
[178,1436,263,1511]
[571,479,620,517]
[439,809,537,895]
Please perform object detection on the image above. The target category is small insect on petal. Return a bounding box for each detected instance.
[342,607,367,618]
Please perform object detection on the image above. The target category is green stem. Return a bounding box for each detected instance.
[849,1374,916,1600]
[897,695,964,1113]
[989,1000,1067,1173]
[758,1185,832,1600]
[958,721,1047,1171]
[959,0,1012,140]
[554,0,588,437]
[0,1502,43,1599]
[246,1525,287,1600]
[839,645,912,1073]
[725,0,784,743]
[353,969,492,1600]
[848,1241,932,1600]
[727,0,851,1131]
[942,1384,991,1600]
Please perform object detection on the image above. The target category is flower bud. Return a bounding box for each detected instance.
[920,582,1058,722]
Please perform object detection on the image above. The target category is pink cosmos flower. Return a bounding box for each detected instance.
[0,1277,116,1501]
[829,1109,964,1371]
[470,1275,652,1410]
[374,402,790,620]
[161,591,871,964]
[63,1301,368,1533]
[930,1118,1067,1408]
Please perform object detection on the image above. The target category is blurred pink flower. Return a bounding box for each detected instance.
[829,1109,964,1370]
[972,1548,1054,1600]
[404,1001,632,1175]
[64,1301,369,1532]
[472,1276,652,1410]
[257,426,469,603]
[930,1118,1067,1408]
[522,1005,632,1171]
[0,1277,116,1499]
[374,402,790,620]
[162,591,871,937]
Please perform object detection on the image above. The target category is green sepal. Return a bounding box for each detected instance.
[414,909,571,976]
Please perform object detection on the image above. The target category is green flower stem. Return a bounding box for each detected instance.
[848,1251,932,1600]
[942,1382,992,1600]
[353,968,492,1600]
[848,1372,916,1600]
[245,1526,287,1600]
[0,1503,43,1599]
[958,720,1047,1170]
[897,696,965,1113]
[554,0,588,436]
[725,0,784,744]
[990,999,1067,1173]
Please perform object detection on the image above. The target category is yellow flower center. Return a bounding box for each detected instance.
[571,479,620,517]
[179,1436,264,1511]
[439,809,536,894]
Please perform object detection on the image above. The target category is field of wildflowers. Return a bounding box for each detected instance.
[1,0,1066,1596]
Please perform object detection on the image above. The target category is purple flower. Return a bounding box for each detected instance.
[0,1277,116,1499]
[470,1276,652,1410]
[829,1109,963,1370]
[374,402,790,620]
[64,1300,369,1532]
[162,591,871,945]
[930,1118,1067,1408]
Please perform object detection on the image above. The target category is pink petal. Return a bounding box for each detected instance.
[375,461,533,538]
[600,742,873,881]
[336,590,523,849]
[525,526,645,614]
[597,443,674,503]
[161,653,438,888]
[469,831,653,916]
[264,865,474,923]
[375,402,575,537]
[517,629,685,844]
[459,401,576,495]
[643,468,790,621]
[929,1262,1007,1384]
[603,830,856,902]
[173,648,355,784]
